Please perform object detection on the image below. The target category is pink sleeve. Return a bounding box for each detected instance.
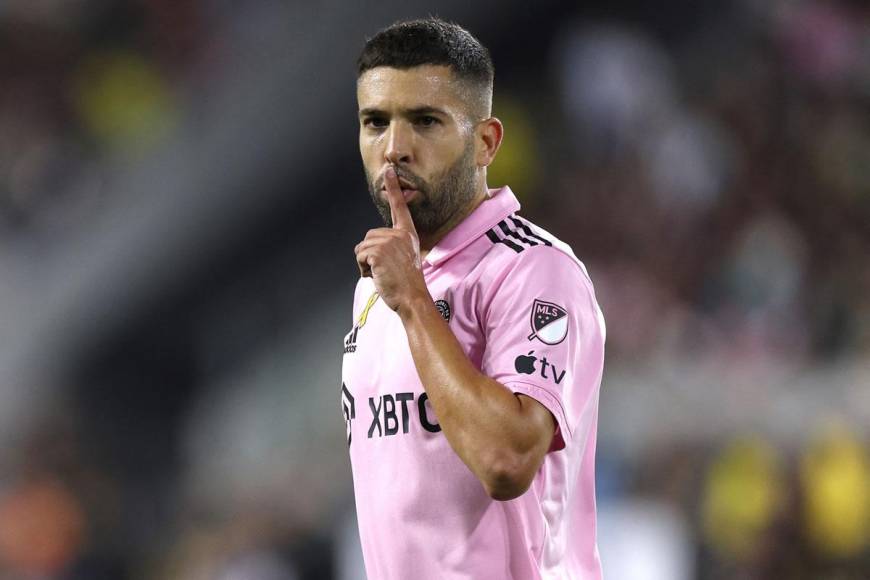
[480,246,605,452]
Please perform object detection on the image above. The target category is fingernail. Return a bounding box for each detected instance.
[386,166,396,179]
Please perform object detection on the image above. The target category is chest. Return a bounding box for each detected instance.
[346,270,487,380]
[340,271,487,446]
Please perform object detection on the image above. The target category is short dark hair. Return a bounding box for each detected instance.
[357,17,494,116]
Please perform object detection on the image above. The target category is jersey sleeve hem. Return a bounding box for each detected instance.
[501,379,571,452]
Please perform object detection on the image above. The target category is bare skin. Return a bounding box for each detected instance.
[354,66,555,500]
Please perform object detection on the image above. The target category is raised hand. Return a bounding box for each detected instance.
[355,166,428,312]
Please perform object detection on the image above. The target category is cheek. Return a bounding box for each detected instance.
[359,134,371,158]
[359,141,378,175]
[433,143,467,173]
[361,132,388,155]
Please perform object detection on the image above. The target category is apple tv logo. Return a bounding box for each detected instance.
[514,351,566,384]
[515,351,537,374]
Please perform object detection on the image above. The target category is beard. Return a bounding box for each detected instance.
[366,139,477,235]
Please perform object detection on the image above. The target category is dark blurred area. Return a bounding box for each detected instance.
[0,1,867,579]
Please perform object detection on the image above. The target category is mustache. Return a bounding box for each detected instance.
[375,169,422,191]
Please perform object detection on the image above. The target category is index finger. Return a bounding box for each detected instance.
[384,166,416,233]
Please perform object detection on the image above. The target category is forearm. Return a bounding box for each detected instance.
[398,293,545,499]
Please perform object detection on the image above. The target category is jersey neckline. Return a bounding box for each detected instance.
[423,186,520,270]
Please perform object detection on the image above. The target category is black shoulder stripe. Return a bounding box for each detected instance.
[497,220,538,247]
[509,215,553,246]
[486,228,523,253]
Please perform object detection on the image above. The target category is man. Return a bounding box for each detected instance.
[342,17,605,579]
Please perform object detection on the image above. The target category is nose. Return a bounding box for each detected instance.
[384,120,412,166]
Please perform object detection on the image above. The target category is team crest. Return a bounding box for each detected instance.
[528,299,569,345]
[434,299,451,322]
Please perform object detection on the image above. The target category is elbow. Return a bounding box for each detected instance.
[482,456,536,501]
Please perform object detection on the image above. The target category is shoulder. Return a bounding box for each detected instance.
[480,213,593,287]
[478,214,607,347]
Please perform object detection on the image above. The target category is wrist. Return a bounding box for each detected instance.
[396,288,435,323]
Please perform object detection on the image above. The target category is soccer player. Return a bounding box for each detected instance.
[342,17,606,579]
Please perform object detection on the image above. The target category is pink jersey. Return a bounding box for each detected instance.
[341,186,606,579]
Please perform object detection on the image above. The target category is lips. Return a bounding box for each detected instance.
[382,186,418,203]
[381,178,417,191]
[380,175,420,202]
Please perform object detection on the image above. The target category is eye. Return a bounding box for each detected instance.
[416,115,440,127]
[362,116,388,129]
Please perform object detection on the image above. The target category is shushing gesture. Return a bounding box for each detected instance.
[355,166,429,313]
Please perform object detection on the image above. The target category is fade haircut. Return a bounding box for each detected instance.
[357,17,495,120]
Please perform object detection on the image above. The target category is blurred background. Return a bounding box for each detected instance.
[0,0,868,578]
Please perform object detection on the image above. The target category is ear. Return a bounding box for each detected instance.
[475,117,503,168]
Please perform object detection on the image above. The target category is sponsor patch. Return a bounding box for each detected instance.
[513,350,566,384]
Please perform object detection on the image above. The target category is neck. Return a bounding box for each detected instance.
[419,184,489,260]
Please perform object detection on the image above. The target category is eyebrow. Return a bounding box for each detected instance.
[358,106,449,119]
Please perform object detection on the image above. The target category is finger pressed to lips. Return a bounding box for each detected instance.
[378,187,419,206]
[380,181,418,194]
[379,167,417,189]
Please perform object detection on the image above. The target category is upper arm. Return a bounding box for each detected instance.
[516,393,556,464]
[480,245,605,453]
[483,393,555,501]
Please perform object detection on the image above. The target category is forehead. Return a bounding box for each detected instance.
[357,65,465,112]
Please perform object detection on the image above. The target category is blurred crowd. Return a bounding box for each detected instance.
[0,1,868,579]
[0,0,200,244]
[529,2,870,578]
[540,1,870,367]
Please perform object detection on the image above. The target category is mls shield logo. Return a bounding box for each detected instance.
[528,299,569,345]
